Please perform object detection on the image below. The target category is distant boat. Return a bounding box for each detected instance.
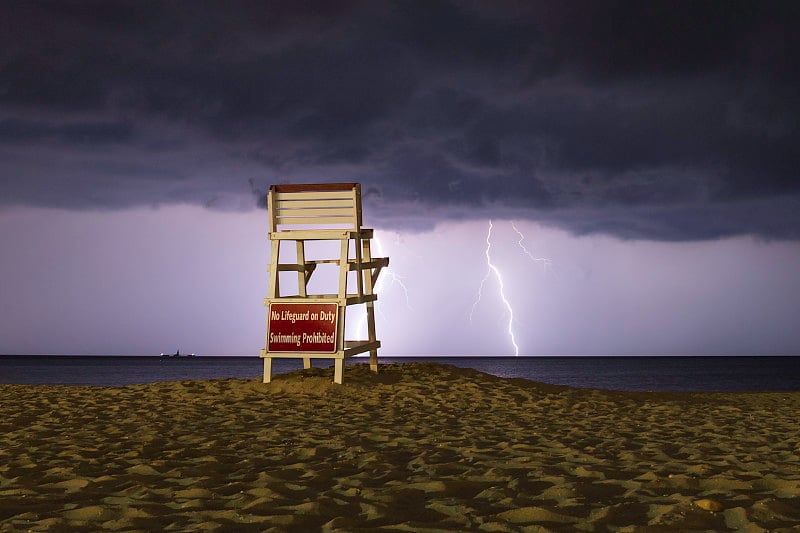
[160,350,196,357]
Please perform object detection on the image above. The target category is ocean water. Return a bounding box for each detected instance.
[1,355,799,392]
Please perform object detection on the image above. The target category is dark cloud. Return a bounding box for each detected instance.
[0,118,133,144]
[1,0,799,240]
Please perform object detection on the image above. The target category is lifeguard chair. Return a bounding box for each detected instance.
[259,183,388,384]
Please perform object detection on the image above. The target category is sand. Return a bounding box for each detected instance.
[1,362,799,532]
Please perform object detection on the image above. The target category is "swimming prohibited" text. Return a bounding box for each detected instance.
[267,302,338,353]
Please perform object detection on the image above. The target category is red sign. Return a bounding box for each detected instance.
[267,302,338,353]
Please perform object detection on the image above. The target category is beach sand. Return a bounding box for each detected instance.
[1,362,799,532]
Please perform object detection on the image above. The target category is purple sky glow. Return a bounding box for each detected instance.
[1,1,799,356]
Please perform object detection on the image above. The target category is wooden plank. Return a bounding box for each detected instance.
[275,216,354,226]
[344,340,380,348]
[334,359,343,384]
[275,190,355,201]
[296,240,306,297]
[362,238,373,300]
[267,188,278,233]
[362,239,379,372]
[269,229,372,240]
[354,184,363,228]
[276,258,386,270]
[270,230,352,240]
[268,240,280,298]
[348,258,388,271]
[338,238,349,299]
[371,265,384,286]
[306,263,318,284]
[345,294,377,305]
[269,294,341,302]
[277,207,355,217]
[260,352,345,359]
[265,293,377,304]
[355,235,363,297]
[343,340,381,357]
[263,357,272,383]
[276,263,306,272]
[276,199,354,209]
[336,299,346,354]
[271,183,358,193]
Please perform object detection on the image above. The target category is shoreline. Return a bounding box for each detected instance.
[3,355,799,392]
[2,362,799,531]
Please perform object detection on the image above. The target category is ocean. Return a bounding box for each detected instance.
[1,355,799,392]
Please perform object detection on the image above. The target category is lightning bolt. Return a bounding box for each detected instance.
[468,270,491,324]
[373,234,413,314]
[355,232,413,339]
[511,221,552,271]
[469,220,519,356]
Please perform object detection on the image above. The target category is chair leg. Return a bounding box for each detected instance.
[363,238,379,374]
[268,240,281,298]
[263,358,272,384]
[296,240,307,297]
[367,302,378,373]
[334,359,344,384]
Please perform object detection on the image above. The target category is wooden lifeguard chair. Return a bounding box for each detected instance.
[259,183,388,384]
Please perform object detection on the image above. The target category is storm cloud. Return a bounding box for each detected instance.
[2,0,799,240]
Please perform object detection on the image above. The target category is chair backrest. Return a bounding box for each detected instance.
[268,183,362,233]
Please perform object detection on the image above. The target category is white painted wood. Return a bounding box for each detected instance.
[262,183,387,384]
[277,199,354,209]
[278,207,355,217]
[275,190,356,201]
[363,239,379,373]
[262,352,345,359]
[338,238,349,300]
[296,240,306,297]
[275,216,356,226]
[263,357,272,384]
[334,359,343,384]
[343,340,381,357]
[268,240,280,299]
[270,230,353,240]
[267,294,377,305]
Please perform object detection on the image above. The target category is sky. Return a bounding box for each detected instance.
[1,0,799,356]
